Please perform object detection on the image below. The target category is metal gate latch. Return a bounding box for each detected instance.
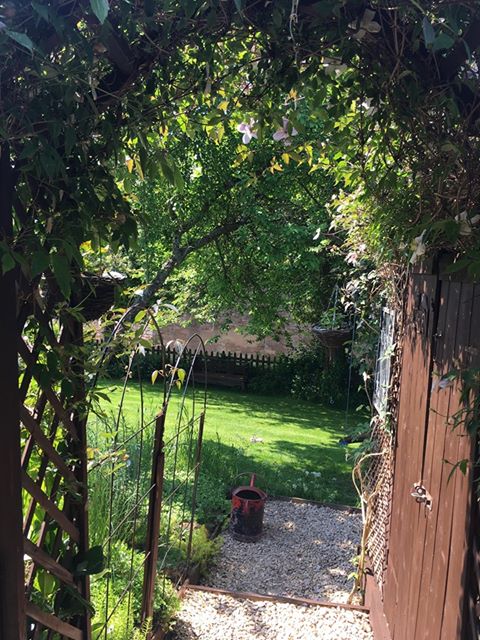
[411,483,433,511]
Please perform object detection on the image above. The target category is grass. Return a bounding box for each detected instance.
[94,381,361,505]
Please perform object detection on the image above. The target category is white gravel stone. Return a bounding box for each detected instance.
[206,500,362,603]
[171,591,373,640]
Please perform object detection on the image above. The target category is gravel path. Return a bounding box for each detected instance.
[171,590,373,640]
[206,500,362,603]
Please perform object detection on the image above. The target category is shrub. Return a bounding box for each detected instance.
[90,541,180,640]
[290,343,349,406]
[194,475,230,530]
[247,364,292,395]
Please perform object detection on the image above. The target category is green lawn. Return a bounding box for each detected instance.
[93,381,361,505]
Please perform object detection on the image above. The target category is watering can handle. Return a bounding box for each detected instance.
[230,472,268,500]
[232,472,264,486]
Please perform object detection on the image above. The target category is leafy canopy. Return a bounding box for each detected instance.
[2,0,480,300]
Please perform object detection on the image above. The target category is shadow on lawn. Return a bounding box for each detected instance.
[200,436,357,506]
[205,388,352,434]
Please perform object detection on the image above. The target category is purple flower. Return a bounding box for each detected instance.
[273,118,298,146]
[237,118,258,144]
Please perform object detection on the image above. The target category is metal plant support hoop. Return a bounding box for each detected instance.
[88,313,208,639]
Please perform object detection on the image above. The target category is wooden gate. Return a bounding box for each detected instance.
[382,259,480,640]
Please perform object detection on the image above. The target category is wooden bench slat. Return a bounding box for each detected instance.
[194,371,246,389]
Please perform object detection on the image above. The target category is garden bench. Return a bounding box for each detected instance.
[193,370,247,390]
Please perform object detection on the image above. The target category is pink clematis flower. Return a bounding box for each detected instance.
[273,118,298,146]
[237,118,258,144]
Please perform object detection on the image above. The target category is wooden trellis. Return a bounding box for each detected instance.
[0,145,107,639]
[19,311,91,639]
[0,154,208,639]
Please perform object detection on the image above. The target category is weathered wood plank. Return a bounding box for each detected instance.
[24,538,76,587]
[410,279,453,640]
[423,282,464,640]
[20,405,79,485]
[186,583,370,612]
[0,146,26,640]
[22,471,80,544]
[26,602,82,640]
[441,284,480,640]
[383,274,438,639]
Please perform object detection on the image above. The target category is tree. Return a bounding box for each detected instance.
[89,123,342,335]
[3,1,480,307]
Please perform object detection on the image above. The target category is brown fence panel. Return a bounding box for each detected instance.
[382,265,480,640]
[383,272,439,638]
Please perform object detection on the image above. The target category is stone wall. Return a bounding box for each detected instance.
[157,313,311,356]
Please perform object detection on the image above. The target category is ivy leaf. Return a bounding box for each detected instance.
[6,30,35,53]
[90,0,109,24]
[422,17,435,47]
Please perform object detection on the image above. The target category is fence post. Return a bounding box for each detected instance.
[141,410,166,626]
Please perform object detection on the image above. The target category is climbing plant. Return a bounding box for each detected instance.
[2,1,480,302]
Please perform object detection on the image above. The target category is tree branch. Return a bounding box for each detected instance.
[123,217,248,322]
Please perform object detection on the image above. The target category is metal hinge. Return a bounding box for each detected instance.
[411,483,433,511]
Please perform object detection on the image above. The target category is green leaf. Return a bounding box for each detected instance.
[158,154,175,185]
[134,309,146,323]
[90,0,109,24]
[36,570,57,597]
[422,17,435,47]
[73,546,104,576]
[151,369,159,384]
[65,128,76,156]
[443,257,472,274]
[446,458,469,483]
[51,253,71,299]
[6,30,35,53]
[233,0,243,12]
[31,2,51,23]
[432,33,455,52]
[46,350,58,375]
[173,164,185,191]
[31,250,50,278]
[1,251,15,274]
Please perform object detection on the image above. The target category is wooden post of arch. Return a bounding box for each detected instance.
[0,144,25,640]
